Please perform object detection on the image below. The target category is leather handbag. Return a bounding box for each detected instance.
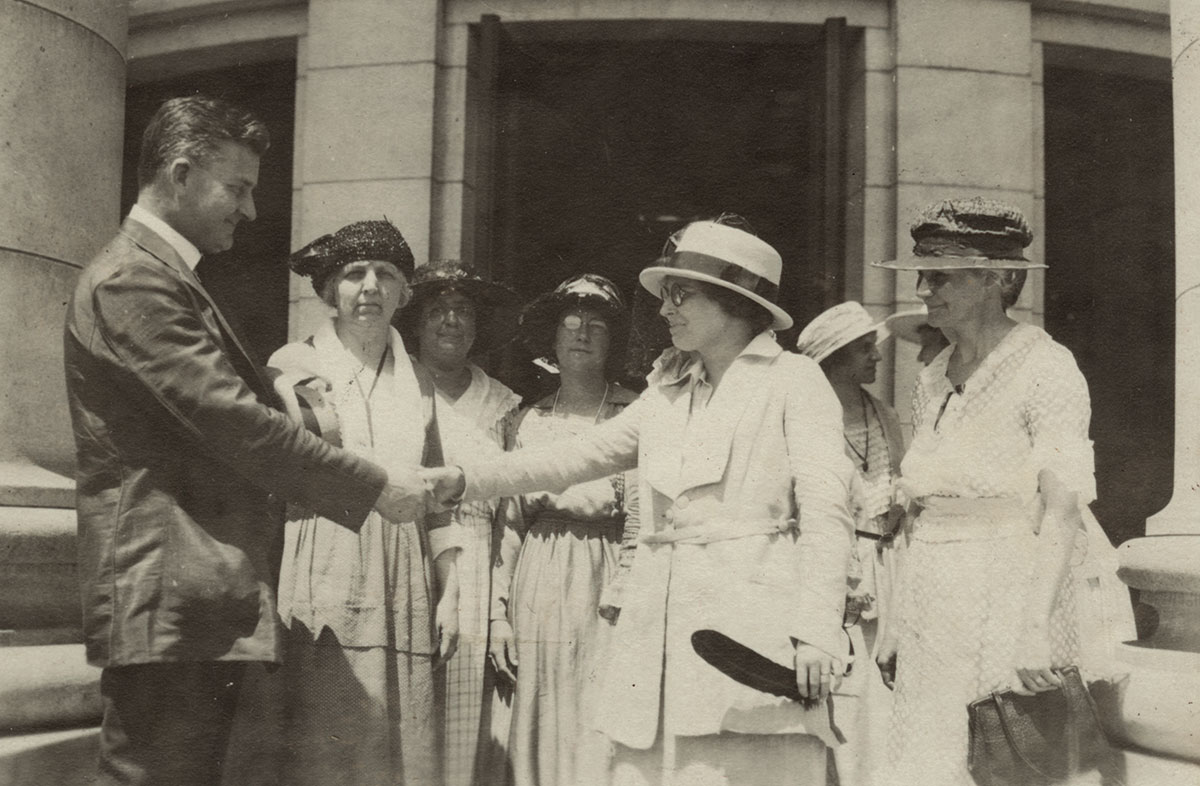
[967,666,1111,786]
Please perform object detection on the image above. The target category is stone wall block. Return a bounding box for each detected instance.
[896,69,1033,192]
[307,0,438,68]
[895,0,1030,73]
[302,63,437,184]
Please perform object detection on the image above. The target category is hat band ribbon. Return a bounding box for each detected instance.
[664,251,780,302]
[912,236,1027,261]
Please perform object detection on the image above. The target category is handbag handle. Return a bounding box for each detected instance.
[991,667,1088,781]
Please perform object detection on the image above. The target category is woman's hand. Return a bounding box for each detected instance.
[1013,619,1061,695]
[795,643,840,704]
[875,634,898,690]
[435,593,459,669]
[488,619,518,683]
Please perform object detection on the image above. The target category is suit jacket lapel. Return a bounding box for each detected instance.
[120,217,275,400]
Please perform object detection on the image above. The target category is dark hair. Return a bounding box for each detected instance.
[819,341,857,375]
[137,95,270,189]
[695,281,775,335]
[996,269,1028,310]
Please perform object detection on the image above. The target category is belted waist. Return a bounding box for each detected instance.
[530,512,625,533]
[912,496,1031,543]
[641,517,796,546]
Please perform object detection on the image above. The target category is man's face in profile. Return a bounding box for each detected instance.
[174,140,260,254]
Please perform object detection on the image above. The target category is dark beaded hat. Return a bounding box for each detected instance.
[289,219,416,295]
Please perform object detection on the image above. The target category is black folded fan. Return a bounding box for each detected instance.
[691,629,819,709]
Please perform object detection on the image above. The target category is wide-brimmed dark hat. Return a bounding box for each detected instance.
[520,274,629,335]
[395,259,520,356]
[290,219,415,295]
[874,197,1044,271]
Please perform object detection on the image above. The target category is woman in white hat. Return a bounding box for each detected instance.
[871,198,1132,786]
[796,302,906,786]
[429,218,855,786]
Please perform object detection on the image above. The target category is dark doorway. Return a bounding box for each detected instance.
[121,58,297,364]
[472,22,850,397]
[1043,57,1174,545]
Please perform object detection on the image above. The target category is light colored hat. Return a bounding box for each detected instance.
[795,302,890,363]
[873,197,1046,271]
[884,308,930,345]
[639,221,793,330]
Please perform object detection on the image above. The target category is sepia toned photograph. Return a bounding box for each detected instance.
[0,0,1195,784]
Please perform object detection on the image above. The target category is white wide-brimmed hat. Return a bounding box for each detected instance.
[795,301,890,363]
[884,307,930,345]
[639,221,793,331]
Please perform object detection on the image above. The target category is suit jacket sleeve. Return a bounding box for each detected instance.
[89,260,387,528]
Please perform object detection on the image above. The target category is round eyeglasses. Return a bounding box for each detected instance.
[659,283,696,308]
[560,314,610,334]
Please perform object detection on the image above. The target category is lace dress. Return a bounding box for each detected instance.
[881,323,1127,786]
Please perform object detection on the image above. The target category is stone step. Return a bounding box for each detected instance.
[0,726,98,786]
[0,645,100,730]
[0,506,79,630]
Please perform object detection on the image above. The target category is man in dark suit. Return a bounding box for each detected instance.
[63,96,427,786]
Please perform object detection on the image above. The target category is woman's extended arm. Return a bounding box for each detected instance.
[457,396,645,502]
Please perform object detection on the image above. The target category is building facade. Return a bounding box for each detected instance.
[1,0,1196,782]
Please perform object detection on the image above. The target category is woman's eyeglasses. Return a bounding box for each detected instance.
[560,314,609,334]
[424,303,476,322]
[659,283,695,307]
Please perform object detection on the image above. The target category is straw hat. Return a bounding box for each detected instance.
[795,302,890,363]
[874,197,1045,271]
[639,221,793,330]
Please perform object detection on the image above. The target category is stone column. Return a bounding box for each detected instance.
[289,0,442,340]
[1106,0,1200,769]
[0,0,127,766]
[887,0,1037,427]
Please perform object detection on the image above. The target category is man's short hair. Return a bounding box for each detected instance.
[137,95,270,189]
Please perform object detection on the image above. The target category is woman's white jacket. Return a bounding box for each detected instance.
[464,332,855,748]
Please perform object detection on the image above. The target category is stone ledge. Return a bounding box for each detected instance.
[1118,535,1200,594]
[0,464,74,510]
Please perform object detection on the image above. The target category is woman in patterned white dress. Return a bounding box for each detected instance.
[486,274,639,786]
[871,199,1133,786]
[226,220,461,786]
[398,259,522,786]
[796,302,905,786]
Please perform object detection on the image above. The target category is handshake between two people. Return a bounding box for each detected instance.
[371,465,468,522]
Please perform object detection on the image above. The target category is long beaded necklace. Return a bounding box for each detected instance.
[350,345,390,447]
[551,382,610,425]
[843,388,876,472]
